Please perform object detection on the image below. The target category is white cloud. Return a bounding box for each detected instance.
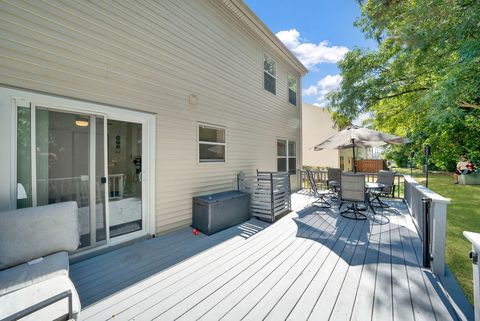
[302,85,318,96]
[305,74,342,107]
[318,75,342,92]
[276,29,349,68]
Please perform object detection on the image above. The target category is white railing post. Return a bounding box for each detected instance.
[431,201,447,275]
[464,231,480,321]
[403,175,450,276]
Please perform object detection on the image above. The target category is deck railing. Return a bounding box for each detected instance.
[404,175,450,275]
[299,170,405,198]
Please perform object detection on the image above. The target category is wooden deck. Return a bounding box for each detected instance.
[71,193,462,321]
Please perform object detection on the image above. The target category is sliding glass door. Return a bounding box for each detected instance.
[16,103,145,250]
[107,119,143,238]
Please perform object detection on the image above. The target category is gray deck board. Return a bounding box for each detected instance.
[402,211,460,321]
[141,214,325,321]
[349,211,383,321]
[71,193,461,321]
[327,209,376,321]
[305,216,370,321]
[372,211,393,321]
[243,213,356,321]
[390,211,415,321]
[176,212,336,321]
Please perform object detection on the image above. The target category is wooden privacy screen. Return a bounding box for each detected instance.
[355,159,384,173]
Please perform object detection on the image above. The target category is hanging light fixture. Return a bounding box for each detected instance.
[75,117,89,127]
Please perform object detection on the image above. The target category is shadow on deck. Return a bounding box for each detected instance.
[70,218,269,307]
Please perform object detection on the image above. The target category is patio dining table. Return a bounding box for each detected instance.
[365,182,385,215]
[365,182,385,190]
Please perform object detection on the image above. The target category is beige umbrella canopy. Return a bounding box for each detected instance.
[311,126,409,172]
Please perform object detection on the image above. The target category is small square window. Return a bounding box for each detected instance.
[199,124,226,163]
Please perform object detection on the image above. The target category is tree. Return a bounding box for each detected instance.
[328,0,480,170]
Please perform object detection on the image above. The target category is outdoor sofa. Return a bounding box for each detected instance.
[0,202,81,321]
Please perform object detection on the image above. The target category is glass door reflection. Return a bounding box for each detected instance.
[107,120,142,238]
[33,108,106,248]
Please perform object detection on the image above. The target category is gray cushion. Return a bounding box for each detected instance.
[0,202,80,270]
[0,275,81,321]
[0,252,69,296]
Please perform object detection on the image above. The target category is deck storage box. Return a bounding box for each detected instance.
[192,191,251,235]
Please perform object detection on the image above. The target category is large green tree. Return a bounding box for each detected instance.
[328,0,480,170]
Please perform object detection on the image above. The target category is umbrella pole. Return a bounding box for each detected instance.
[351,138,356,173]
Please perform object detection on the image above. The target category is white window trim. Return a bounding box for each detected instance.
[197,122,227,164]
[288,74,298,106]
[263,53,277,95]
[277,138,297,174]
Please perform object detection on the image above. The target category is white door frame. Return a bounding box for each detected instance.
[5,87,156,250]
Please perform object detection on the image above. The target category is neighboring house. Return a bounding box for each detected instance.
[302,104,384,171]
[301,103,339,168]
[0,1,307,253]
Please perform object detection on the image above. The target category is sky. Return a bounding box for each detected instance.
[244,0,376,107]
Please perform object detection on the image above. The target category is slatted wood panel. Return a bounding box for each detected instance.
[239,172,291,222]
[355,160,384,173]
[71,193,460,321]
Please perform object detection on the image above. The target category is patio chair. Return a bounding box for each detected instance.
[327,167,342,202]
[306,170,331,208]
[327,168,342,188]
[371,170,396,208]
[339,173,369,220]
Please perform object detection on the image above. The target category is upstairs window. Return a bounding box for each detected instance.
[263,53,276,95]
[277,139,297,174]
[288,74,297,106]
[198,124,226,163]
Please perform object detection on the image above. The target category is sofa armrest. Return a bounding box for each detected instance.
[1,290,73,321]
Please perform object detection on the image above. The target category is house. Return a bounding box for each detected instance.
[0,0,307,254]
[302,104,384,171]
[301,103,339,168]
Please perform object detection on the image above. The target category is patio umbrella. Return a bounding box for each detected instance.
[311,126,409,172]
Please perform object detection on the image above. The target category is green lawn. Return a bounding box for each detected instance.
[396,168,480,304]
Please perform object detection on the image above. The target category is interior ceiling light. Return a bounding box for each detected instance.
[75,119,89,127]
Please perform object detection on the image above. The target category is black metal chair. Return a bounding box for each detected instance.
[370,170,396,208]
[327,168,342,200]
[338,173,371,220]
[306,170,331,208]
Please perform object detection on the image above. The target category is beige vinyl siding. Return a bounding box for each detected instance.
[302,104,339,168]
[0,0,302,234]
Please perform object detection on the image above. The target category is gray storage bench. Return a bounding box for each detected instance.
[192,191,251,235]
